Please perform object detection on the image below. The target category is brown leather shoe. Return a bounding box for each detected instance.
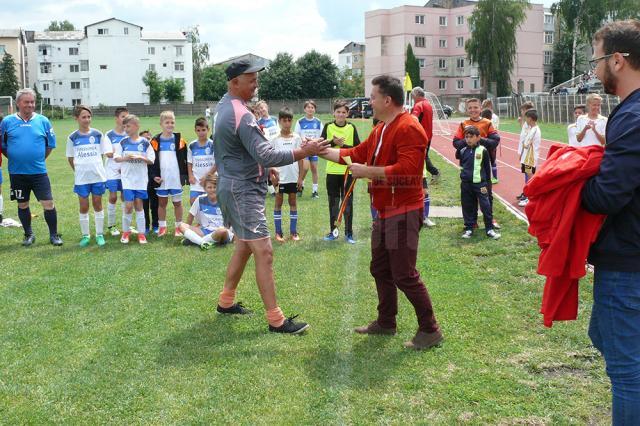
[403,329,443,350]
[354,320,396,335]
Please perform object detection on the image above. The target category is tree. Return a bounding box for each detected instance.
[33,84,42,108]
[466,0,530,96]
[0,53,20,98]
[405,44,421,90]
[46,20,75,31]
[551,28,586,85]
[337,69,364,98]
[142,70,163,104]
[198,65,228,101]
[259,52,301,100]
[297,50,339,99]
[185,26,210,101]
[164,78,185,103]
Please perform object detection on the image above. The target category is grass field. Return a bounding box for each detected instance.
[0,115,610,423]
[499,118,570,143]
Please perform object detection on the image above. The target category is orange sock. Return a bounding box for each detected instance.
[266,307,285,328]
[218,288,236,308]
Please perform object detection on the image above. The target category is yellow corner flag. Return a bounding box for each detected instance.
[403,72,413,92]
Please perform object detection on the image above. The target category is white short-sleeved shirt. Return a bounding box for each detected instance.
[104,129,127,180]
[113,137,155,190]
[158,135,182,190]
[491,113,500,130]
[189,195,225,231]
[187,139,215,192]
[294,117,323,140]
[567,124,579,147]
[575,115,607,147]
[271,134,302,184]
[65,128,112,185]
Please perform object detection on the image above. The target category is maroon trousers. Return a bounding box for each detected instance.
[370,209,439,333]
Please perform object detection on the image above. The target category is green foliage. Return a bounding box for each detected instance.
[551,31,586,85]
[142,70,163,104]
[0,53,20,97]
[32,84,42,107]
[197,65,227,101]
[258,52,301,100]
[186,26,211,101]
[337,69,365,98]
[405,44,421,90]
[466,0,530,96]
[163,78,185,103]
[296,50,339,99]
[46,20,75,31]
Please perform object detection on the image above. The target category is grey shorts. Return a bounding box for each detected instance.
[217,177,269,241]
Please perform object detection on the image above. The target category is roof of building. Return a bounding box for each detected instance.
[33,30,85,41]
[141,31,187,41]
[0,29,22,38]
[85,17,142,29]
[339,42,365,55]
[424,0,476,8]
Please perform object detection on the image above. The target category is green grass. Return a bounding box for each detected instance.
[0,115,610,423]
[499,119,569,143]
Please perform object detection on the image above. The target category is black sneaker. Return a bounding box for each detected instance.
[22,233,36,247]
[0,213,3,224]
[216,302,252,315]
[50,234,64,246]
[311,191,319,199]
[268,314,309,334]
[516,192,525,201]
[181,238,196,247]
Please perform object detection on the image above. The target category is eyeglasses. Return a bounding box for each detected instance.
[589,52,630,70]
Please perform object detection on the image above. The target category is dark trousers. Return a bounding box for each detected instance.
[326,173,353,235]
[370,209,439,333]
[461,181,493,231]
[426,145,439,176]
[143,185,159,230]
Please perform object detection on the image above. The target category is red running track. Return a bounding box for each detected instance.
[430,121,563,220]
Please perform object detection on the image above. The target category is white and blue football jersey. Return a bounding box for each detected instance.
[104,129,127,180]
[113,137,155,190]
[65,128,111,185]
[295,117,323,141]
[187,139,215,192]
[189,195,225,231]
[257,116,280,141]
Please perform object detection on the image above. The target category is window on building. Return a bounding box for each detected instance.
[43,98,51,105]
[415,15,425,24]
[70,64,79,73]
[58,64,62,68]
[97,28,109,35]
[439,39,447,48]
[38,45,48,56]
[457,15,464,26]
[176,46,183,56]
[439,80,447,90]
[544,72,553,86]
[71,81,80,89]
[530,83,535,92]
[149,64,156,71]
[418,58,425,68]
[80,60,89,71]
[457,37,464,48]
[414,36,425,48]
[148,46,155,55]
[456,57,465,68]
[174,62,184,71]
[457,79,464,90]
[69,47,79,55]
[544,50,552,65]
[439,16,447,26]
[42,83,50,91]
[544,14,553,25]
[544,31,554,44]
[163,63,167,67]
[354,55,359,63]
[72,98,82,106]
[100,64,107,70]
[438,58,447,69]
[163,46,166,50]
[472,78,480,89]
[82,79,89,89]
[124,27,129,35]
[40,62,51,74]
[59,81,62,85]
[346,56,351,64]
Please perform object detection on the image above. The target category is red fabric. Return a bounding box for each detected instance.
[339,112,426,219]
[524,144,606,327]
[411,99,433,145]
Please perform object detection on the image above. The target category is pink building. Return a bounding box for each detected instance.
[365,0,552,98]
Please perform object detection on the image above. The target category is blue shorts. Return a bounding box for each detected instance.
[9,173,53,202]
[190,190,205,199]
[0,167,3,184]
[106,179,123,192]
[156,188,183,197]
[74,182,106,198]
[123,189,148,202]
[308,156,318,162]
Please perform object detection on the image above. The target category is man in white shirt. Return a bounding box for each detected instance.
[568,105,586,147]
[576,94,607,147]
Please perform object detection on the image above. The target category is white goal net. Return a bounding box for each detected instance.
[424,92,451,137]
[0,96,14,118]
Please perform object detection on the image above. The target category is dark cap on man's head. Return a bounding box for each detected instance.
[225,60,265,81]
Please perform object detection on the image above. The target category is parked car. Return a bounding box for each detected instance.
[347,98,373,119]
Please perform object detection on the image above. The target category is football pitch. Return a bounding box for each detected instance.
[0,115,609,423]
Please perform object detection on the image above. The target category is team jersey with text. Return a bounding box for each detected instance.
[158,136,182,190]
[294,117,323,141]
[113,137,155,190]
[104,129,127,180]
[257,116,280,141]
[271,134,302,184]
[187,139,216,192]
[189,195,225,231]
[65,128,111,185]
[0,113,56,175]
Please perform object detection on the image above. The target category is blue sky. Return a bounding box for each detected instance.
[1,0,557,63]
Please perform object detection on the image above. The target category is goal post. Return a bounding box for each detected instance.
[424,92,451,137]
[0,96,14,117]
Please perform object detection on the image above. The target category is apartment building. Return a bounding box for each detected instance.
[338,42,365,76]
[365,0,555,97]
[0,29,28,89]
[24,18,193,107]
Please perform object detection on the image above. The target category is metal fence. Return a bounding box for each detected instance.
[496,94,620,124]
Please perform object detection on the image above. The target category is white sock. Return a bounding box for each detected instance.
[123,212,132,232]
[268,185,275,194]
[79,213,90,236]
[312,184,318,192]
[94,210,104,235]
[0,194,4,214]
[202,232,215,244]
[136,211,146,234]
[183,228,204,245]
[175,221,182,229]
[107,203,117,227]
[159,220,167,228]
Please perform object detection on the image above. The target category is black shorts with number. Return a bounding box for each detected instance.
[278,183,298,194]
[9,173,53,202]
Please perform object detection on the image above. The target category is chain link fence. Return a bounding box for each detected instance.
[496,94,620,124]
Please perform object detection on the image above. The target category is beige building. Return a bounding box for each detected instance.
[0,29,28,89]
[339,42,365,76]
